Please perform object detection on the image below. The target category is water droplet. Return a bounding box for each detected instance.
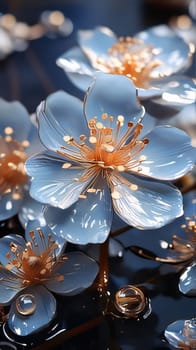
[15,294,36,316]
[114,285,146,318]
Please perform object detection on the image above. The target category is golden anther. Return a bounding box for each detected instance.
[62,162,72,169]
[89,136,97,144]
[4,127,14,135]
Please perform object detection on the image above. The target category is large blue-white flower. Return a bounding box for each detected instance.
[0,98,45,224]
[25,73,194,245]
[0,220,98,336]
[57,25,195,109]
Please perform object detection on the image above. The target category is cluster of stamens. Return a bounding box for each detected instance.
[181,215,196,247]
[0,126,29,198]
[1,228,65,287]
[165,215,196,262]
[95,37,161,88]
[58,111,148,199]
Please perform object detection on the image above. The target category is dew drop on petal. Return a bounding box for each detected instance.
[15,294,36,316]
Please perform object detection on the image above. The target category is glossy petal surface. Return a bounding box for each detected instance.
[56,47,95,91]
[44,179,112,244]
[78,26,117,59]
[0,234,26,268]
[0,192,23,221]
[136,25,191,77]
[84,73,143,137]
[45,251,98,295]
[8,285,56,336]
[0,98,31,141]
[111,173,183,229]
[37,90,89,153]
[151,76,196,106]
[26,152,89,209]
[164,319,196,349]
[18,192,46,228]
[0,268,22,305]
[133,126,193,180]
[179,262,196,296]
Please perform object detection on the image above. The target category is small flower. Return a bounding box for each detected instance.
[0,98,44,224]
[57,25,195,109]
[164,318,196,349]
[0,220,98,336]
[130,190,196,296]
[25,73,194,245]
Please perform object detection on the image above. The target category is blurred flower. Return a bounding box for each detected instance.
[57,25,195,110]
[0,98,44,224]
[25,73,194,245]
[0,220,98,336]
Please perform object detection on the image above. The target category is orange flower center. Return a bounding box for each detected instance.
[5,229,64,286]
[0,128,29,195]
[95,37,161,88]
[58,111,149,197]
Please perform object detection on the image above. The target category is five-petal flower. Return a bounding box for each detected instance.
[57,25,195,109]
[25,73,194,245]
[0,220,98,336]
[0,98,45,223]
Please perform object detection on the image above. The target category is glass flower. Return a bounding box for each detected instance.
[164,318,196,349]
[129,190,196,296]
[0,220,98,336]
[0,98,44,224]
[25,73,194,245]
[56,25,195,108]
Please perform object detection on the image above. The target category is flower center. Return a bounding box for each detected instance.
[5,228,64,286]
[0,127,29,195]
[95,37,161,88]
[181,215,196,247]
[58,110,149,193]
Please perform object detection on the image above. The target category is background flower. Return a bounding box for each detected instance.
[0,220,99,335]
[0,98,45,224]
[57,25,195,113]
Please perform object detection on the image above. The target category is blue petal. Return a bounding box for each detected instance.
[56,47,95,92]
[0,98,31,141]
[136,25,192,77]
[37,90,89,153]
[78,26,117,60]
[164,319,196,349]
[18,191,46,228]
[179,262,196,296]
[0,234,26,269]
[111,173,183,229]
[44,179,112,244]
[8,285,56,336]
[150,76,196,107]
[26,152,90,209]
[84,73,144,137]
[45,251,98,295]
[135,126,194,180]
[0,268,22,305]
[25,220,66,257]
[166,103,196,147]
[0,191,23,220]
[25,122,45,155]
